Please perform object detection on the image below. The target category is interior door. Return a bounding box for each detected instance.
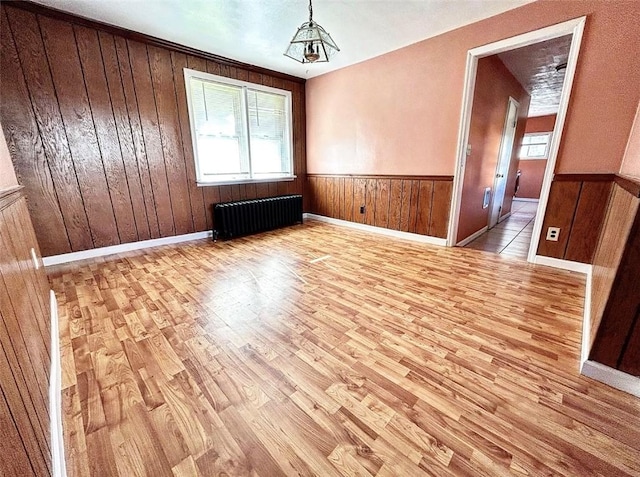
[488,97,519,228]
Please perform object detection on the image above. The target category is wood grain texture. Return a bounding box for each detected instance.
[307,175,452,238]
[39,14,121,248]
[0,188,52,476]
[3,7,92,254]
[47,221,640,476]
[0,3,306,256]
[564,181,612,263]
[536,181,581,259]
[589,183,640,349]
[590,190,640,375]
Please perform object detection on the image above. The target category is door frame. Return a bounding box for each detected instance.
[447,16,586,264]
[489,96,520,229]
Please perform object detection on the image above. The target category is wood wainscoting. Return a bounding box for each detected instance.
[536,174,614,263]
[589,177,640,376]
[0,187,52,476]
[0,2,306,257]
[306,175,453,239]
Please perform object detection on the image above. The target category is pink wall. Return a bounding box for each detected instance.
[515,114,557,199]
[457,56,530,243]
[0,122,18,190]
[620,103,640,180]
[307,0,640,176]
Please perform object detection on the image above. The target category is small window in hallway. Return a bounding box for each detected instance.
[520,132,551,159]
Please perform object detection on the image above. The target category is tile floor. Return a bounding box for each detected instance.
[464,199,538,259]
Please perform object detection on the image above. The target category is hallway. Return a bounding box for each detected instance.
[464,199,538,259]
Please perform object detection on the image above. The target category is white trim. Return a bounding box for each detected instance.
[304,214,447,246]
[533,255,591,274]
[49,291,66,477]
[512,197,539,203]
[498,211,511,222]
[456,226,488,246]
[620,102,640,175]
[527,19,586,262]
[447,16,587,258]
[581,361,640,398]
[183,68,294,185]
[577,263,640,397]
[580,265,593,367]
[43,231,213,266]
[489,96,519,229]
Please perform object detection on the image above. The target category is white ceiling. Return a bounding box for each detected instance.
[32,0,533,79]
[498,35,572,117]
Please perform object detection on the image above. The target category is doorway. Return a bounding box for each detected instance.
[489,97,519,229]
[447,17,586,263]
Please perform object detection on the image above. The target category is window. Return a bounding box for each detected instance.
[519,132,552,160]
[184,69,294,185]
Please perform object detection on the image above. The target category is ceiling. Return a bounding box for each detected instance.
[498,35,572,117]
[31,0,533,79]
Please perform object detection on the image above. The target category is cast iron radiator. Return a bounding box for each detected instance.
[213,194,303,240]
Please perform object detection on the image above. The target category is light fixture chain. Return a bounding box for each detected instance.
[308,0,313,22]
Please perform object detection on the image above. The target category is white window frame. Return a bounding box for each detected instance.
[519,132,552,160]
[183,68,295,186]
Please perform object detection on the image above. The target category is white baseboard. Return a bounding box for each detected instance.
[304,213,447,246]
[498,212,511,222]
[581,360,640,398]
[43,231,213,266]
[49,291,66,477]
[533,255,591,274]
[456,226,488,247]
[512,197,540,202]
[580,266,593,366]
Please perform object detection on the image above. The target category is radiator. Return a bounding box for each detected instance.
[213,194,303,240]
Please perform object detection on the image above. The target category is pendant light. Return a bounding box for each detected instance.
[284,0,339,64]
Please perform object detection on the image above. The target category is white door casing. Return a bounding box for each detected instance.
[489,97,519,228]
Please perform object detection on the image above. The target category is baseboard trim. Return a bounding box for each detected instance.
[580,266,593,367]
[498,212,511,223]
[304,213,447,246]
[43,231,213,266]
[456,226,488,247]
[533,255,591,274]
[581,360,640,398]
[49,291,66,477]
[512,197,540,202]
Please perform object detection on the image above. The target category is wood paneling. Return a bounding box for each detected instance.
[536,176,612,263]
[46,221,640,476]
[589,179,640,376]
[0,3,306,256]
[0,187,52,476]
[307,175,453,238]
[564,181,613,263]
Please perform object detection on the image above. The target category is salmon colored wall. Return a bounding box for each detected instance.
[0,122,18,190]
[515,114,557,199]
[620,102,640,180]
[457,56,530,243]
[516,161,546,199]
[524,114,557,134]
[306,0,640,177]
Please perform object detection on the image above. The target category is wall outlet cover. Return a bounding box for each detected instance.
[546,227,560,241]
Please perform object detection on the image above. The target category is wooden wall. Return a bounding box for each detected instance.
[0,2,306,257]
[0,187,52,476]
[306,175,453,238]
[589,178,640,376]
[536,175,613,264]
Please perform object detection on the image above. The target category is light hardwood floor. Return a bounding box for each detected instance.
[48,220,640,477]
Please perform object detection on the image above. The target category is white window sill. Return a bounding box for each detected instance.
[197,176,296,187]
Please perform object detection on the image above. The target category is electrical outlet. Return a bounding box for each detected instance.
[546,227,560,242]
[360,205,365,214]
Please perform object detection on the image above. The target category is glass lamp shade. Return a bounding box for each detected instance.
[284,21,339,63]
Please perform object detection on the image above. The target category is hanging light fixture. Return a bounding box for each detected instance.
[284,0,339,64]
